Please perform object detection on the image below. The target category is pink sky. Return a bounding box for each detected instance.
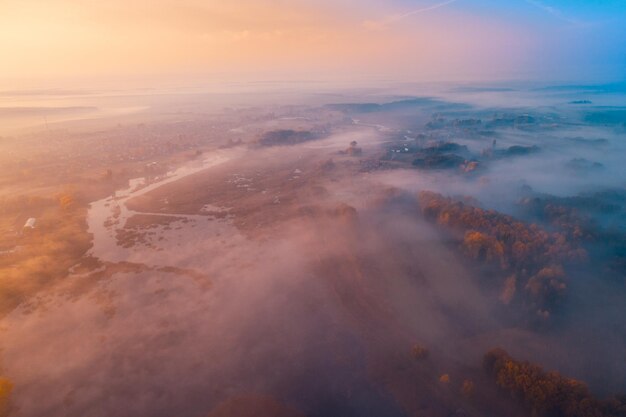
[0,0,622,88]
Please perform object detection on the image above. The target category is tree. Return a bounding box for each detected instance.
[57,192,75,210]
[411,344,429,360]
[461,380,475,398]
[482,348,623,417]
[0,378,13,417]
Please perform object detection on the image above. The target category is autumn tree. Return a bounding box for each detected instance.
[483,348,626,417]
[57,192,76,210]
[411,344,429,360]
[0,377,12,417]
[418,191,587,318]
[461,380,475,398]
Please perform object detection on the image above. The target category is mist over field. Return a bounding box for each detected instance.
[1,1,626,417]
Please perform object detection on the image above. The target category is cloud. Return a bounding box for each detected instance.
[395,0,460,21]
[524,0,580,25]
[363,0,459,30]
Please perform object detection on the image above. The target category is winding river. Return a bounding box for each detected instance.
[87,149,238,265]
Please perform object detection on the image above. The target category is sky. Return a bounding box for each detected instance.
[0,0,625,88]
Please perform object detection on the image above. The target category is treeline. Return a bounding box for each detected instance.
[418,191,587,318]
[0,192,92,317]
[0,377,11,417]
[483,349,626,417]
[520,192,626,278]
[0,195,56,216]
[0,190,84,216]
[255,129,318,147]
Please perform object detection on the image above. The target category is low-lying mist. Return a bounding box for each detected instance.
[1,84,625,417]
